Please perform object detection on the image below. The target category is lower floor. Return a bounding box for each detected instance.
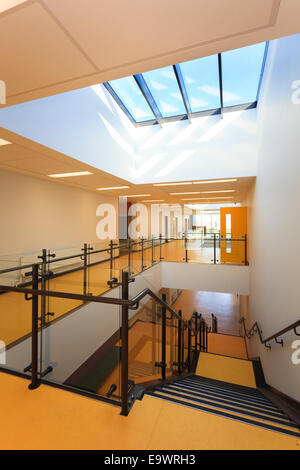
[0,372,298,450]
[172,289,242,336]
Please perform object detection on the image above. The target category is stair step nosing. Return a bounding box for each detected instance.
[154,388,298,429]
[181,377,268,398]
[190,375,263,394]
[146,392,300,439]
[169,382,279,410]
[162,385,288,418]
[177,380,276,407]
[180,378,273,401]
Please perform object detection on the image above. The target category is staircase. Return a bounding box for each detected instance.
[146,375,300,438]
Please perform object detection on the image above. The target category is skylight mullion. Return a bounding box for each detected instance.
[103,82,136,124]
[173,64,192,116]
[142,66,187,118]
[218,53,224,110]
[107,76,156,122]
[256,41,269,101]
[134,74,162,121]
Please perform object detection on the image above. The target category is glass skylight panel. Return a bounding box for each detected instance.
[109,76,155,122]
[142,66,186,117]
[221,42,266,106]
[180,55,220,112]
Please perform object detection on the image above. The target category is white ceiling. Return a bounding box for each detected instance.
[0,127,254,204]
[0,0,299,107]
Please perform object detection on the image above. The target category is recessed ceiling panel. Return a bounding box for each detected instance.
[0,2,96,97]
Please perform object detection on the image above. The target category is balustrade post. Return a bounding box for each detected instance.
[29,264,40,390]
[121,271,129,416]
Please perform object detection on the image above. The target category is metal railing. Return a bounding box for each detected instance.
[0,234,248,290]
[0,265,210,416]
[240,317,300,349]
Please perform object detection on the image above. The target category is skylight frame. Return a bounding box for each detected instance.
[104,41,268,127]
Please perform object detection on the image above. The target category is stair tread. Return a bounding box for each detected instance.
[181,376,271,398]
[146,375,300,439]
[178,379,275,406]
[163,384,287,417]
[155,387,297,428]
[173,380,278,404]
[187,375,263,395]
[146,391,300,438]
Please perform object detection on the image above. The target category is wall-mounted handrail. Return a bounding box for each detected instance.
[240,317,300,349]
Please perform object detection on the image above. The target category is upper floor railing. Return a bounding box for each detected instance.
[0,233,248,289]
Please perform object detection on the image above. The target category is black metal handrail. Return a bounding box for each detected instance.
[240,317,300,349]
[0,263,209,414]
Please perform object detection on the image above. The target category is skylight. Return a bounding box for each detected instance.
[142,66,186,118]
[180,54,221,112]
[221,42,267,106]
[108,76,155,122]
[104,41,267,126]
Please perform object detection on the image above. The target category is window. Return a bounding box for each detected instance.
[226,214,231,253]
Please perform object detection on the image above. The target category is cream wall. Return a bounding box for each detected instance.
[246,34,300,401]
[0,168,118,256]
[161,262,249,295]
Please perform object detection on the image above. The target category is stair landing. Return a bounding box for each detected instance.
[196,352,256,388]
[208,332,247,359]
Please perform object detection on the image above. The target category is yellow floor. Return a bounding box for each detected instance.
[196,352,256,388]
[0,372,299,450]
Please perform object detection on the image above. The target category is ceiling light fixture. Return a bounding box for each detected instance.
[170,192,201,195]
[124,194,151,198]
[200,190,235,194]
[48,171,93,178]
[153,182,192,186]
[0,139,11,146]
[193,179,237,184]
[181,197,233,201]
[96,186,130,190]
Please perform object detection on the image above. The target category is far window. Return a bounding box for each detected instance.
[226,214,231,253]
